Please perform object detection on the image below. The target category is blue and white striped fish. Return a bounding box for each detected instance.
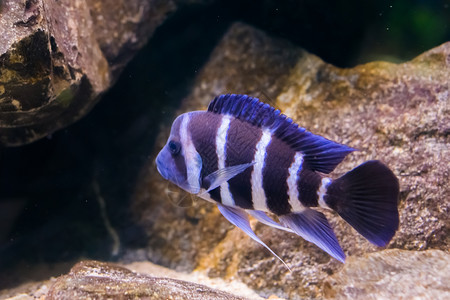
[156,94,399,264]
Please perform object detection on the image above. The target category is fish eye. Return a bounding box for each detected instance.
[168,140,181,155]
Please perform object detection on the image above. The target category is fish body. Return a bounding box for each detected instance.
[156,94,399,264]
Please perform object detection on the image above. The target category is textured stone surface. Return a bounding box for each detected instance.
[45,260,247,300]
[0,0,176,146]
[0,260,266,300]
[123,261,267,300]
[323,249,450,299]
[276,41,450,254]
[132,23,449,299]
[0,280,50,300]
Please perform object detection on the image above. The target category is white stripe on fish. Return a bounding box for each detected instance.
[216,115,235,206]
[251,129,272,211]
[318,177,332,209]
[180,113,202,194]
[287,152,305,212]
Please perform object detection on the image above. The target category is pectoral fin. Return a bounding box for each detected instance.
[279,209,345,263]
[217,205,290,270]
[202,163,255,192]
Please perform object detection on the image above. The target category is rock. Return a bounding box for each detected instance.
[123,261,268,300]
[276,40,450,254]
[0,280,50,300]
[46,260,248,300]
[0,0,177,146]
[0,260,266,300]
[323,249,450,299]
[131,22,449,299]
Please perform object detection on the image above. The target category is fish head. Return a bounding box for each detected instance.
[156,113,202,194]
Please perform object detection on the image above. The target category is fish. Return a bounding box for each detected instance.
[155,94,399,265]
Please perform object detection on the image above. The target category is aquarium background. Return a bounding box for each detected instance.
[0,0,448,294]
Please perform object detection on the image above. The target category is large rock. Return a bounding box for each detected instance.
[0,0,176,146]
[131,23,449,299]
[323,249,450,299]
[0,260,266,300]
[46,260,248,300]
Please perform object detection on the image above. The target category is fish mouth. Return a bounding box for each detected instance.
[157,164,168,180]
[155,156,168,180]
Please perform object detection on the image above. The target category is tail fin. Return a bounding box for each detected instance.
[325,160,399,247]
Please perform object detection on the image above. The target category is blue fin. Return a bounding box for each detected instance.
[325,160,399,247]
[247,210,294,233]
[202,163,255,192]
[218,205,291,270]
[279,209,345,263]
[208,94,354,173]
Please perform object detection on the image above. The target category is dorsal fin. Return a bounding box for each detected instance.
[208,94,355,174]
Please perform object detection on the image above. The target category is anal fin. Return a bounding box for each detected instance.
[218,205,291,271]
[279,209,345,263]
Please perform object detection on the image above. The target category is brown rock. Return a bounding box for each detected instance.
[46,260,248,300]
[0,279,50,300]
[132,22,449,299]
[276,41,450,255]
[323,249,450,299]
[0,0,176,146]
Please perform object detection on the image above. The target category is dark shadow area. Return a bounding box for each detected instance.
[0,1,230,288]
